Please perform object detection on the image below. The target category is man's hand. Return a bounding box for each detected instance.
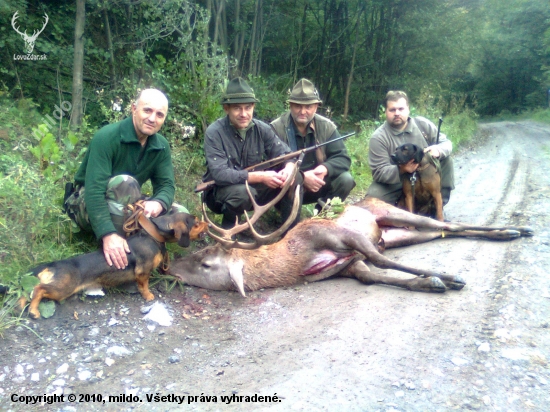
[248,171,285,188]
[399,159,419,174]
[103,233,131,269]
[277,162,296,185]
[303,165,328,193]
[424,146,440,158]
[143,200,163,217]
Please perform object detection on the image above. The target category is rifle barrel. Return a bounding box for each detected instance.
[194,131,356,193]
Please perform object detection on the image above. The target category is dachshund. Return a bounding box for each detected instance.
[24,205,209,319]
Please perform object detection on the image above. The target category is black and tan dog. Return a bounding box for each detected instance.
[391,143,444,221]
[25,205,209,319]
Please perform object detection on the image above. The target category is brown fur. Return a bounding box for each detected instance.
[25,214,208,319]
[399,153,444,221]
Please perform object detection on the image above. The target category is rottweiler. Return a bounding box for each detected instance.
[391,143,444,221]
[24,210,208,319]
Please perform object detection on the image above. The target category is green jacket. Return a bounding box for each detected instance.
[74,117,175,239]
[271,112,351,178]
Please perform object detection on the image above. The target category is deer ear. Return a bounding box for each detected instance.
[228,259,246,297]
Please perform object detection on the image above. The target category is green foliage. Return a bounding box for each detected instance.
[247,75,287,122]
[0,98,95,315]
[530,108,550,124]
[313,197,345,219]
[346,121,376,195]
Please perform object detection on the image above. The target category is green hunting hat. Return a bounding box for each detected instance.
[288,78,322,105]
[221,77,259,105]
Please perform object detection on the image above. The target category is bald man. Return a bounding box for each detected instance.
[65,89,179,269]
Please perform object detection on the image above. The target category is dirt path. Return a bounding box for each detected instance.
[1,121,549,412]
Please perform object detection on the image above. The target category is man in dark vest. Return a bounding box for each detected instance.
[271,78,355,213]
[366,90,455,209]
[202,77,299,229]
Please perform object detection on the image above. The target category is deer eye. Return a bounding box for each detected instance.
[201,261,211,269]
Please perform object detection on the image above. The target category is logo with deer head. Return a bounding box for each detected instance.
[11,11,49,54]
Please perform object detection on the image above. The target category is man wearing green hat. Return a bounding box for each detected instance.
[271,78,355,213]
[202,77,300,229]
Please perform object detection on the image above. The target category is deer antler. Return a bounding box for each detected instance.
[11,12,26,37]
[203,158,303,249]
[33,13,49,39]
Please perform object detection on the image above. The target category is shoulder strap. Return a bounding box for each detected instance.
[412,117,430,143]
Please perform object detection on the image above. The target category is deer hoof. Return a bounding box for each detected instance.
[428,277,446,293]
[409,276,446,293]
[444,275,466,291]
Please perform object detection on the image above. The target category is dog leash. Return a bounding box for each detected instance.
[124,201,166,243]
[409,171,417,214]
[124,201,170,271]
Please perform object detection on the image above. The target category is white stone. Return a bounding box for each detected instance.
[143,302,173,327]
[451,357,469,366]
[78,370,91,381]
[478,342,491,352]
[56,363,69,374]
[501,348,528,361]
[106,346,132,357]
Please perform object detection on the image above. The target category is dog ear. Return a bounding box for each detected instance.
[414,147,425,163]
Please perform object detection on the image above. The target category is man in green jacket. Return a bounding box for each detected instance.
[65,88,177,269]
[271,79,355,213]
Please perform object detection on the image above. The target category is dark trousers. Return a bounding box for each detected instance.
[302,171,356,206]
[204,173,303,229]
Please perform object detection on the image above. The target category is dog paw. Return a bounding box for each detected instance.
[29,310,41,319]
[143,292,155,301]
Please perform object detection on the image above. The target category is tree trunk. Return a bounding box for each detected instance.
[343,6,363,121]
[248,0,259,75]
[103,7,116,89]
[70,0,85,129]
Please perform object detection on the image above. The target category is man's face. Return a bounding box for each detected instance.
[224,103,255,130]
[132,91,168,140]
[289,103,318,129]
[385,98,410,129]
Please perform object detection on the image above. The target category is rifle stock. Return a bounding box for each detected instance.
[194,131,356,193]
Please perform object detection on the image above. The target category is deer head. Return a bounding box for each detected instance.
[12,11,49,54]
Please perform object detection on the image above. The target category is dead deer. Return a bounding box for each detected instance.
[169,164,533,295]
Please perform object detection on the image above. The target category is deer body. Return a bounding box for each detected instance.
[170,197,533,295]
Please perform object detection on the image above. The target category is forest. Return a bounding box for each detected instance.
[0,0,550,318]
[1,0,550,132]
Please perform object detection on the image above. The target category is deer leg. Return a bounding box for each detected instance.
[382,227,527,249]
[367,198,533,235]
[341,233,465,290]
[343,260,446,293]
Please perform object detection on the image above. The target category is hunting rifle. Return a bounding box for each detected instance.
[436,117,443,145]
[194,131,356,193]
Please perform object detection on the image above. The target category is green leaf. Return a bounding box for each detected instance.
[20,276,40,293]
[38,301,56,318]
